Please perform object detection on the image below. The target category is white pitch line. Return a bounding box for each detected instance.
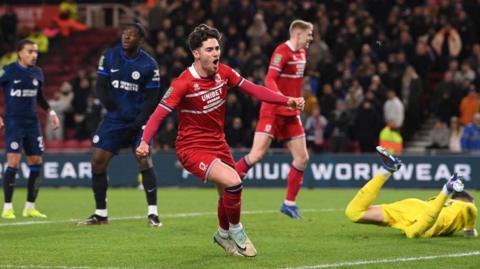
[2,250,478,269]
[0,208,341,227]
[281,251,480,269]
[0,265,131,269]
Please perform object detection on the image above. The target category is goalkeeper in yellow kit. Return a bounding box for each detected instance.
[345,146,478,238]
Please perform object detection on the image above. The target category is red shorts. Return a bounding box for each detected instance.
[255,113,305,141]
[176,142,235,182]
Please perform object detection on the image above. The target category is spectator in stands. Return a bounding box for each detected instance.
[156,117,177,150]
[91,1,480,153]
[401,66,422,139]
[304,103,328,153]
[71,69,91,139]
[354,100,382,152]
[226,117,246,149]
[389,51,408,93]
[468,43,480,73]
[426,119,449,150]
[459,88,479,126]
[302,77,319,117]
[55,8,87,37]
[59,0,78,20]
[368,75,387,103]
[83,95,103,139]
[46,81,74,141]
[319,83,337,118]
[27,27,49,54]
[43,21,61,46]
[458,60,476,84]
[328,100,352,152]
[461,113,480,151]
[246,13,268,47]
[379,124,403,155]
[410,37,433,90]
[433,71,459,118]
[0,49,17,69]
[431,23,462,72]
[449,116,463,153]
[308,31,330,70]
[225,93,243,128]
[345,79,364,109]
[383,90,404,129]
[377,61,393,90]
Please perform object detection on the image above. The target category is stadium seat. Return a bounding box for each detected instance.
[63,139,81,148]
[45,140,64,149]
[80,139,91,148]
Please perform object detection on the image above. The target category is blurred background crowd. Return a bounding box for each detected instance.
[1,0,480,154]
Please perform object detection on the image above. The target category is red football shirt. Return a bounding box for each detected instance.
[158,63,243,151]
[261,41,306,116]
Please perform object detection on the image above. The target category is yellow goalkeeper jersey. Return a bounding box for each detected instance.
[380,198,477,237]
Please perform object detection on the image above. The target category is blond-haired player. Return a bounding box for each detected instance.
[235,20,314,219]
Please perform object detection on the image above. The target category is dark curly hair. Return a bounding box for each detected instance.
[124,22,147,38]
[187,24,221,51]
[17,39,36,52]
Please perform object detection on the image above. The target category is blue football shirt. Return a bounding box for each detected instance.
[0,62,44,120]
[96,46,160,122]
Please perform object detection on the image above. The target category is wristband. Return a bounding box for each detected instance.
[49,110,57,116]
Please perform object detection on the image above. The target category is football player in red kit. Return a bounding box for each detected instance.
[136,24,304,257]
[236,20,313,219]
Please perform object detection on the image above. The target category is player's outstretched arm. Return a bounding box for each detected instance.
[136,103,171,157]
[238,79,304,111]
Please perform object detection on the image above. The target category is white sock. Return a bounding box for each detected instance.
[3,203,13,210]
[218,227,229,238]
[24,202,35,210]
[284,200,296,206]
[95,209,108,217]
[148,205,158,216]
[229,223,243,232]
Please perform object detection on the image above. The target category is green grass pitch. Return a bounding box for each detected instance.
[0,187,479,269]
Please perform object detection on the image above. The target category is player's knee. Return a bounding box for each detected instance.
[224,173,242,187]
[345,203,363,222]
[294,152,309,169]
[27,156,42,165]
[7,160,20,169]
[91,156,108,173]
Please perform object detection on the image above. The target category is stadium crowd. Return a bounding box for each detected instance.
[2,0,480,153]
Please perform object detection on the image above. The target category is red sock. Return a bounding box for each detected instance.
[235,157,251,179]
[286,165,304,201]
[223,183,243,225]
[217,197,229,230]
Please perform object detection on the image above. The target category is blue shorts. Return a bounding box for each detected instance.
[92,117,144,154]
[5,118,44,155]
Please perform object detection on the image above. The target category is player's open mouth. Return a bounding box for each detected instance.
[213,59,219,65]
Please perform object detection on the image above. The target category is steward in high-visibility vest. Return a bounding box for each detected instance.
[379,125,403,154]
